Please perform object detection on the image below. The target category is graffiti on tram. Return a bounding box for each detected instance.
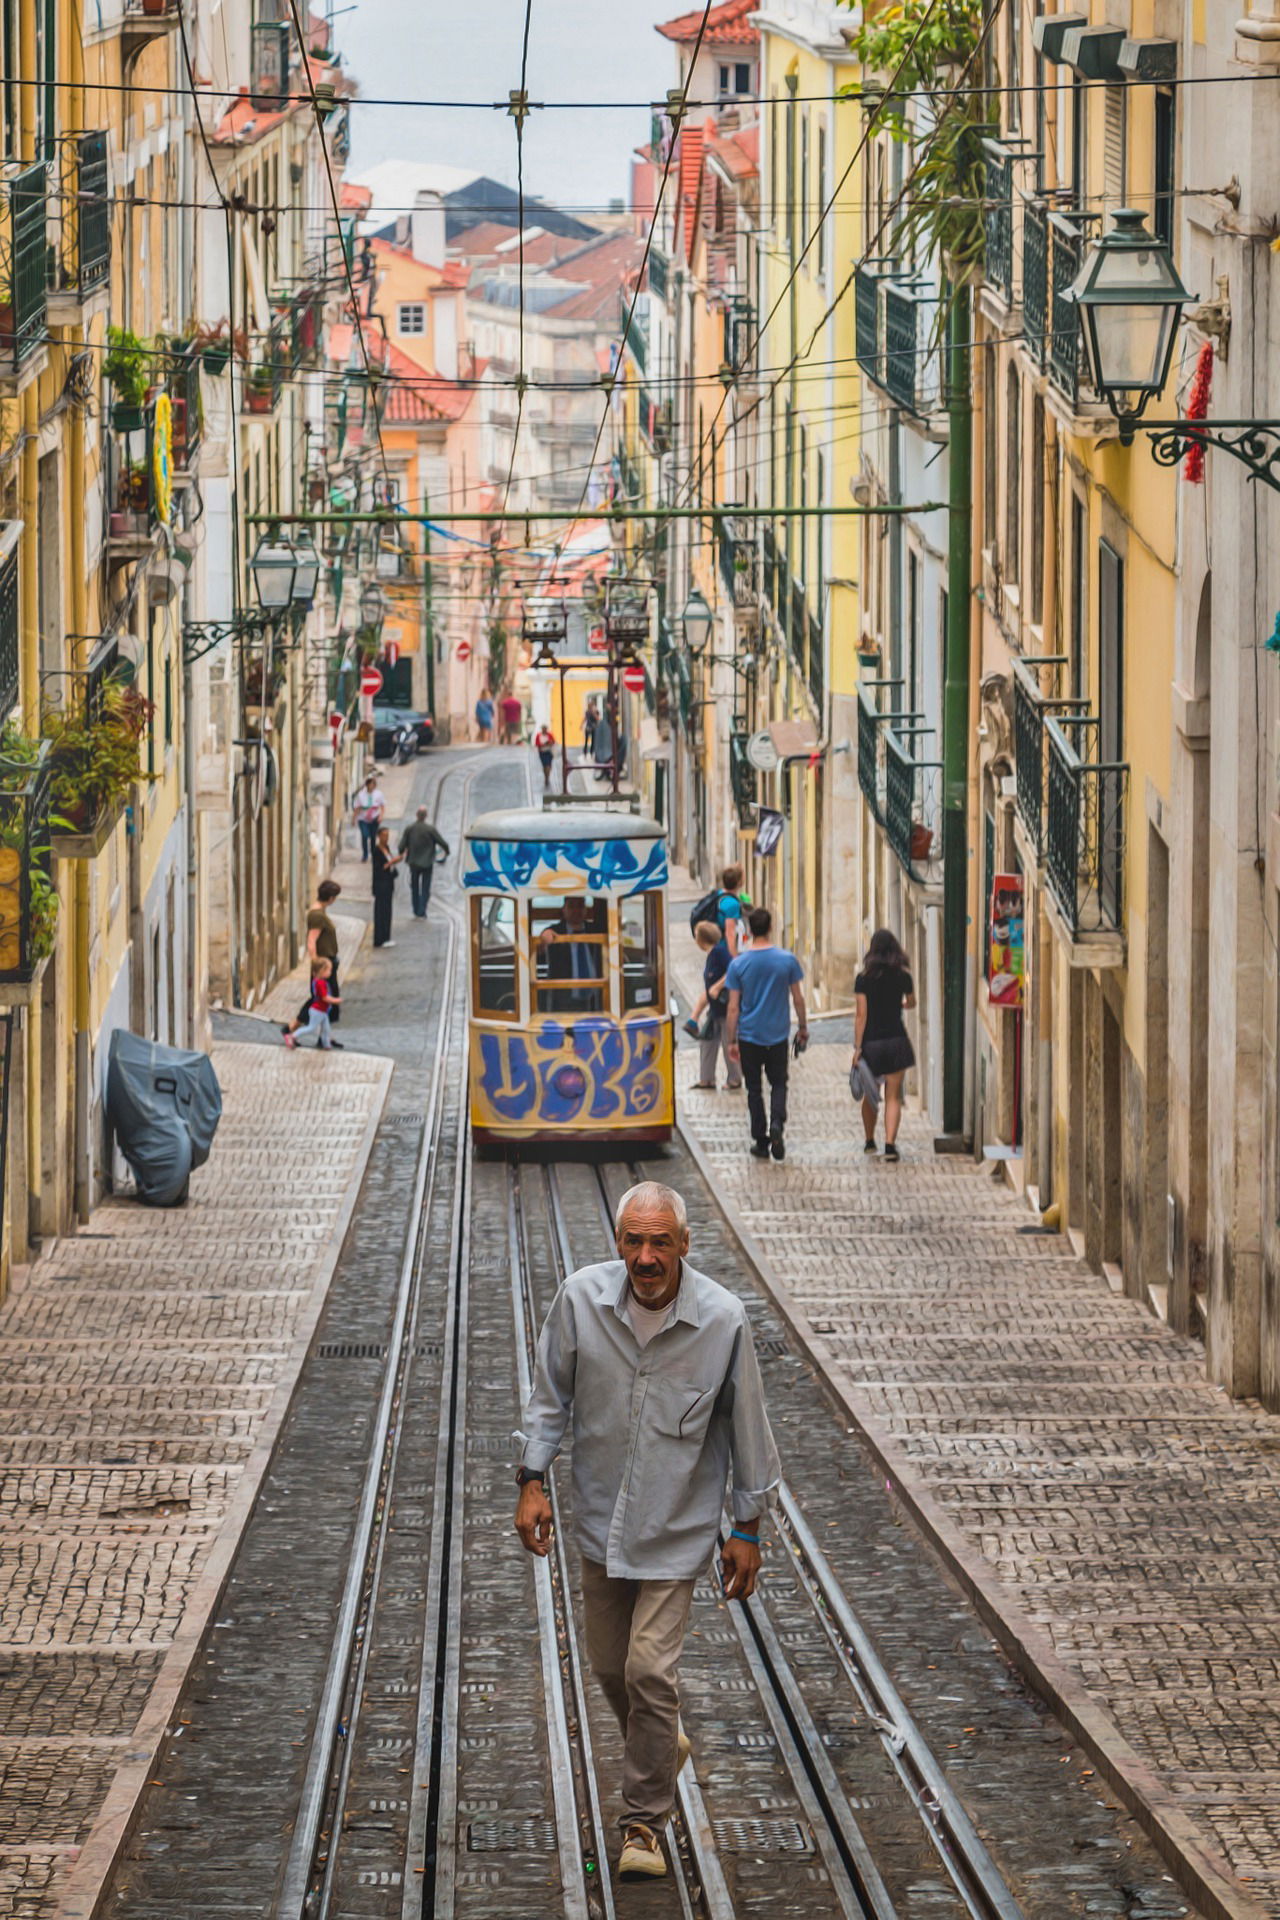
[462,835,669,899]
[470,1017,675,1131]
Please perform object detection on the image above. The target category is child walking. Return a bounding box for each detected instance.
[283,957,341,1050]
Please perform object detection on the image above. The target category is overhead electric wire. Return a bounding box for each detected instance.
[497,0,536,522]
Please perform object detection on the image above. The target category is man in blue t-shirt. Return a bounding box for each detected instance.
[724,907,807,1161]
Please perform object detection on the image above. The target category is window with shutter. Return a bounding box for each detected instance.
[1103,86,1127,213]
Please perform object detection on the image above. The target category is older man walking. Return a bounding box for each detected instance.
[515,1181,779,1881]
[398,806,450,919]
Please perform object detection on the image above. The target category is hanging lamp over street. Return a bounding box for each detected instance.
[249,531,301,610]
[1066,208,1191,442]
[681,586,713,655]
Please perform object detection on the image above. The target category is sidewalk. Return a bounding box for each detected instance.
[667,872,1280,1920]
[0,1042,390,1920]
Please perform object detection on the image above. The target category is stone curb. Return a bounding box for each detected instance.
[54,1051,395,1920]
[675,1116,1270,1920]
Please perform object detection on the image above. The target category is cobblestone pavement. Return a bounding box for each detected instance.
[0,1035,390,1916]
[667,877,1280,1920]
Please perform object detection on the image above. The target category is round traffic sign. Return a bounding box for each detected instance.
[359,665,383,698]
[746,729,779,772]
[621,663,646,695]
[456,640,472,662]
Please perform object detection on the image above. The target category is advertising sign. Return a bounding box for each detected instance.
[988,871,1025,1008]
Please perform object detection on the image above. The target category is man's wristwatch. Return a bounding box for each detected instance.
[515,1467,546,1487]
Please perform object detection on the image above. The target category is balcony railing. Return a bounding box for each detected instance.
[854,261,897,389]
[49,132,110,301]
[0,161,49,375]
[0,739,53,984]
[883,279,941,416]
[885,722,943,883]
[983,141,1015,307]
[1012,653,1086,860]
[0,523,18,718]
[106,410,160,545]
[170,346,202,470]
[242,320,288,415]
[648,247,668,302]
[718,515,757,607]
[1022,200,1048,369]
[1045,713,1128,939]
[1048,211,1087,405]
[858,678,917,825]
[287,280,325,366]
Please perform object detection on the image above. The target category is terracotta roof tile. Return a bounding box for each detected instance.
[656,0,757,47]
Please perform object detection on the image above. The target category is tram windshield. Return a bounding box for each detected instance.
[532,894,607,1015]
[619,894,662,1012]
[472,896,517,1017]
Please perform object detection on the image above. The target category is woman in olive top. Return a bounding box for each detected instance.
[306,879,342,1024]
[853,929,916,1161]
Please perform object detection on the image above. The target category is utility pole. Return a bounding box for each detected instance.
[421,500,436,721]
[938,282,972,1149]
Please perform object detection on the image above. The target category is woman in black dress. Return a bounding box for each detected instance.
[371,824,401,948]
[853,929,916,1161]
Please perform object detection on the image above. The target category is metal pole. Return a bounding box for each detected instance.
[422,500,436,722]
[939,283,972,1149]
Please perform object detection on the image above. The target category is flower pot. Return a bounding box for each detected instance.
[109,510,146,538]
[857,649,881,671]
[909,823,934,862]
[246,387,273,414]
[111,401,146,432]
[201,345,230,375]
[141,0,168,16]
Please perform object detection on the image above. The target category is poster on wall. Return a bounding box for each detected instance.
[988,872,1025,1008]
[755,807,784,859]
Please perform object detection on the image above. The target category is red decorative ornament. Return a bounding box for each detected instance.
[1183,341,1214,485]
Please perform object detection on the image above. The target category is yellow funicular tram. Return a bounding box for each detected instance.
[464,805,674,1150]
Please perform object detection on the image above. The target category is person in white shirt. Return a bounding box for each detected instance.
[353,775,385,862]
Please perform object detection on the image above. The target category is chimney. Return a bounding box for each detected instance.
[411,188,445,268]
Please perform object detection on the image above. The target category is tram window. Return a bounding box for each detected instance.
[619,894,662,1013]
[472,895,517,1019]
[531,893,608,1015]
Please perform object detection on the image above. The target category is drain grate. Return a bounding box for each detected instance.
[756,1338,788,1356]
[713,1817,812,1854]
[387,1112,426,1128]
[316,1341,387,1360]
[468,1820,558,1854]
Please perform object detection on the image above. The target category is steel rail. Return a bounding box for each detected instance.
[275,762,472,1918]
[508,1164,615,1920]
[606,1159,1026,1920]
[541,1164,736,1920]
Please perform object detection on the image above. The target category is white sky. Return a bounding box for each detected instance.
[344,1,684,214]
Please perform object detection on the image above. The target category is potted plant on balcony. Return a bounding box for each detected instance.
[42,680,153,838]
[245,362,275,413]
[191,318,233,375]
[105,326,152,430]
[857,633,882,671]
[110,461,149,538]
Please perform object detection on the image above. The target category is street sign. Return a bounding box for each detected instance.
[746,729,779,772]
[456,640,472,662]
[621,663,646,694]
[587,625,607,652]
[328,711,346,748]
[383,639,400,668]
[359,665,383,698]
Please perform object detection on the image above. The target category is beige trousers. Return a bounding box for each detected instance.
[579,1556,696,1828]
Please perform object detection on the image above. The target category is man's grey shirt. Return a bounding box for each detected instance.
[399,820,449,869]
[517,1258,781,1580]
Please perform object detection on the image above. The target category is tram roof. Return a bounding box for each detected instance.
[465,809,664,844]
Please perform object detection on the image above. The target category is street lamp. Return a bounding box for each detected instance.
[681,587,713,656]
[249,531,301,610]
[1066,208,1190,443]
[358,580,388,631]
[291,533,321,610]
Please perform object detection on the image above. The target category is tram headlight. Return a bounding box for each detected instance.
[551,1064,587,1102]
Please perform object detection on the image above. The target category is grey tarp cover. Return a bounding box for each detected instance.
[106,1029,223,1206]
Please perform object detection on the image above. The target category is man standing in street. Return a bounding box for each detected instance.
[515,1181,779,1882]
[352,774,385,862]
[398,806,450,919]
[724,906,807,1161]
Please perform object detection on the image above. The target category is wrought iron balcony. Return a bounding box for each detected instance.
[718,514,758,608]
[0,522,19,719]
[1048,210,1089,405]
[648,247,668,302]
[48,132,110,307]
[1012,653,1086,860]
[1045,713,1128,939]
[0,161,49,376]
[982,140,1016,307]
[858,678,918,826]
[242,320,288,415]
[287,280,325,366]
[105,412,162,552]
[1022,200,1048,369]
[884,722,942,883]
[882,279,941,416]
[0,737,53,985]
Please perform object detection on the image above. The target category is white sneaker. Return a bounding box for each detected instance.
[619,1822,666,1880]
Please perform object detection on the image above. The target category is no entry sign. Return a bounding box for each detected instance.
[359,665,383,698]
[621,663,646,694]
[456,640,473,662]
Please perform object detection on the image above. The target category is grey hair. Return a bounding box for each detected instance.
[614,1181,688,1236]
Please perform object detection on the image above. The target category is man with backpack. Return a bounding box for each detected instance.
[682,865,748,1037]
[724,907,807,1161]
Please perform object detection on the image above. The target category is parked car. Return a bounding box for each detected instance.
[372,706,434,757]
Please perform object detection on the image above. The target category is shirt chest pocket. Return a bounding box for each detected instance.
[648,1377,718,1445]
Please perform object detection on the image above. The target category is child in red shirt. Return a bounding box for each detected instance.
[283,957,340,1050]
